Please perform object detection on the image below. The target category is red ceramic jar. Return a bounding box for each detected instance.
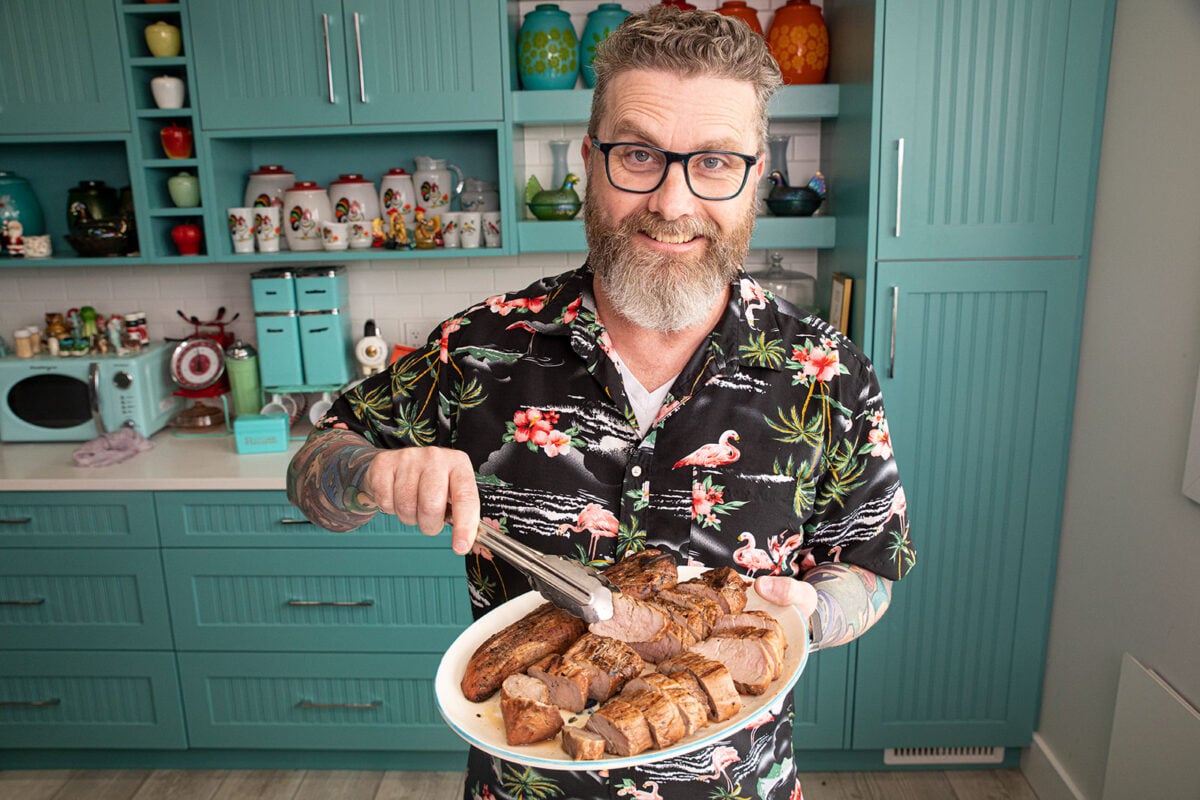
[717,1,764,36]
[767,0,830,85]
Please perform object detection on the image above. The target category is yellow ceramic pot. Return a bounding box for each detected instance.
[144,21,182,58]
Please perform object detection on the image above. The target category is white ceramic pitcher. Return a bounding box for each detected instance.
[413,156,463,220]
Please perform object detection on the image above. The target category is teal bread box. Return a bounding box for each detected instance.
[250,268,297,312]
[298,309,352,386]
[255,311,305,387]
[233,414,289,454]
[295,266,349,311]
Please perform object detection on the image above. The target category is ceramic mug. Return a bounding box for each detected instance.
[459,212,482,248]
[322,222,349,251]
[440,212,461,248]
[348,220,373,249]
[228,207,255,253]
[254,206,281,253]
[482,211,502,247]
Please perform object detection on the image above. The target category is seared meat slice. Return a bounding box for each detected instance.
[589,593,669,644]
[564,633,645,701]
[499,673,564,746]
[707,624,786,678]
[623,673,709,738]
[650,597,707,641]
[621,689,686,749]
[655,588,722,635]
[671,580,729,616]
[627,617,695,664]
[585,697,653,757]
[658,651,741,721]
[686,566,749,614]
[602,549,678,599]
[561,725,607,760]
[461,603,587,702]
[527,653,591,713]
[712,610,787,646]
[689,632,779,695]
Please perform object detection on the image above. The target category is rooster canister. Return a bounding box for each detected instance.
[282,181,332,252]
[379,168,416,227]
[330,174,380,224]
[244,165,295,249]
[413,156,463,221]
[767,0,829,85]
[518,4,578,90]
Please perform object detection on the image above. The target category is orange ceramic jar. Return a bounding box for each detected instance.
[767,0,829,85]
[716,1,764,36]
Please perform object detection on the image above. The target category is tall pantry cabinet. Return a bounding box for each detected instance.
[827,0,1116,750]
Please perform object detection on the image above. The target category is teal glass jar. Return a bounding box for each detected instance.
[0,171,46,236]
[580,3,629,88]
[518,4,579,91]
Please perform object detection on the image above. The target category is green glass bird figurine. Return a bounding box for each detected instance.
[527,173,583,220]
[766,170,824,217]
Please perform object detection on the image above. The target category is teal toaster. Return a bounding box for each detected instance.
[233,413,290,454]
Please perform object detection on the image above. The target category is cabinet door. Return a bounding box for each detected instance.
[876,0,1112,259]
[346,0,503,124]
[853,259,1083,747]
[0,0,129,134]
[191,0,350,129]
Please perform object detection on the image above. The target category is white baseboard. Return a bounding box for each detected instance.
[1022,732,1090,800]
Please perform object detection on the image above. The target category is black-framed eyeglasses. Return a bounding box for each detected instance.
[590,137,759,201]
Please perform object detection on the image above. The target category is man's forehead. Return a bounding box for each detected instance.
[600,70,759,146]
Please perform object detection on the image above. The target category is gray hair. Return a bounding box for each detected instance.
[587,6,782,153]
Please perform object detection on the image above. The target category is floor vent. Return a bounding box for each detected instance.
[883,746,1005,766]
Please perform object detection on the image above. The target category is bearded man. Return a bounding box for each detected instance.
[287,7,913,800]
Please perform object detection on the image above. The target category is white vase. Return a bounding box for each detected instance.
[150,75,185,109]
[282,181,333,252]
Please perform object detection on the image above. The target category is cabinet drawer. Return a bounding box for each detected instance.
[0,549,172,650]
[155,490,439,547]
[0,651,185,749]
[163,549,472,652]
[0,491,158,548]
[177,651,466,752]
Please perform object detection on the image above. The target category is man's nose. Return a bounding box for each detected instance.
[647,161,699,221]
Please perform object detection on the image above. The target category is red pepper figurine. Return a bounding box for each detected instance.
[160,123,194,159]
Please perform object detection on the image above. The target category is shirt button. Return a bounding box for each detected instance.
[631,466,643,478]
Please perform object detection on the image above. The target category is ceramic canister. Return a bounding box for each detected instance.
[379,168,416,227]
[580,3,630,88]
[244,165,295,250]
[716,1,764,35]
[0,171,46,237]
[767,0,830,85]
[518,4,579,90]
[329,174,380,223]
[413,156,463,220]
[282,181,332,252]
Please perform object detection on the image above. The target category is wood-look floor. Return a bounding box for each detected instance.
[0,768,1040,799]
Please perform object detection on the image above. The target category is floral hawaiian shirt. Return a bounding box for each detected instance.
[317,265,915,800]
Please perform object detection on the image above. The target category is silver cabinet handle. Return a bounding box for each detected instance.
[354,12,366,103]
[287,599,374,607]
[888,286,899,379]
[0,517,31,525]
[0,698,60,708]
[0,597,45,606]
[296,699,381,710]
[278,518,313,526]
[895,138,905,237]
[322,13,336,105]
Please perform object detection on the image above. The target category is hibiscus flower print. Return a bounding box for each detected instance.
[786,337,850,386]
[689,475,748,529]
[504,406,578,457]
[863,415,893,459]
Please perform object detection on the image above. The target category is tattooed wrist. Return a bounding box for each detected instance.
[806,564,893,649]
[286,427,383,532]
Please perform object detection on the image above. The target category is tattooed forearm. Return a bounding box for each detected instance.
[806,563,893,649]
[286,427,382,532]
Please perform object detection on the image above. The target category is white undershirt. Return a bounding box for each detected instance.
[614,355,677,438]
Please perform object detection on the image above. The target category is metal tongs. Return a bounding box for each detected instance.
[472,517,616,623]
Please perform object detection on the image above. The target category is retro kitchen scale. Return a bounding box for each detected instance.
[169,307,237,432]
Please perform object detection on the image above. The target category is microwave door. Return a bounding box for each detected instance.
[88,362,108,434]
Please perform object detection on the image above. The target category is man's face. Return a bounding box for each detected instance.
[583,70,764,334]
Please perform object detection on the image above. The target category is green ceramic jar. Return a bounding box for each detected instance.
[518,4,578,91]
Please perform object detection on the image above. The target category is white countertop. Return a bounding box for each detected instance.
[0,426,307,491]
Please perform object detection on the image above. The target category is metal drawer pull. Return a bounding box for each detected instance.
[322,13,336,104]
[287,599,374,607]
[0,698,61,708]
[354,12,366,102]
[296,699,382,710]
[279,518,313,525]
[0,597,45,606]
[895,137,905,237]
[0,518,32,525]
[889,286,899,379]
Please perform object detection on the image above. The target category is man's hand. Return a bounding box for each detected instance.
[752,564,893,650]
[753,575,818,619]
[365,446,481,555]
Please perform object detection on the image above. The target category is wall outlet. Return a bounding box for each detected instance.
[402,321,436,349]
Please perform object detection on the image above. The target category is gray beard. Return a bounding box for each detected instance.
[584,194,756,334]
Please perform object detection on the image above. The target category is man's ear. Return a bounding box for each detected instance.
[581,135,593,163]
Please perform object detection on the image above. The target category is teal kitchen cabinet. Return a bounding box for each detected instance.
[0,491,158,548]
[189,0,503,130]
[0,1,129,135]
[854,259,1086,748]
[874,0,1112,260]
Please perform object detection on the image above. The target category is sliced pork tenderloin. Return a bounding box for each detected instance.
[499,673,564,746]
[711,610,787,646]
[563,633,645,701]
[622,673,709,738]
[626,617,694,664]
[696,566,750,614]
[657,651,741,721]
[602,549,678,599]
[527,653,591,713]
[655,587,722,635]
[585,697,653,756]
[621,688,686,749]
[461,603,587,702]
[650,596,708,641]
[560,725,607,760]
[689,633,778,695]
[706,624,786,678]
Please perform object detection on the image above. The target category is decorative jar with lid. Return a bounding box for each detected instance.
[580,3,629,88]
[518,4,579,90]
[767,0,829,85]
[282,181,332,251]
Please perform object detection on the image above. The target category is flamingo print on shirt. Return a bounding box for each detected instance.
[734,532,778,576]
[557,502,620,561]
[673,429,741,469]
